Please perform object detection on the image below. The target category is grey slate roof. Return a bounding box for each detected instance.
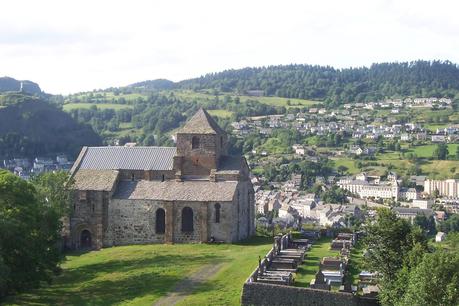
[72,169,119,191]
[393,207,433,216]
[113,180,238,202]
[78,146,176,170]
[178,108,226,135]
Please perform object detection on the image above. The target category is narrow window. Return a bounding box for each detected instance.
[161,174,165,182]
[192,136,200,149]
[215,203,221,223]
[182,207,194,232]
[155,208,166,234]
[131,173,135,181]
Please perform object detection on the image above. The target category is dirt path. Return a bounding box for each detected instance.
[153,263,223,306]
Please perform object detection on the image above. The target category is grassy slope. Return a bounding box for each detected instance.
[172,90,321,108]
[294,237,339,287]
[4,237,271,306]
[63,103,133,111]
[332,144,459,178]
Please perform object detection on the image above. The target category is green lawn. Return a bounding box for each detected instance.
[408,144,459,159]
[347,241,365,285]
[294,237,339,287]
[207,109,233,118]
[172,90,321,108]
[4,237,271,306]
[332,158,360,175]
[258,138,291,154]
[63,103,133,111]
[67,92,147,103]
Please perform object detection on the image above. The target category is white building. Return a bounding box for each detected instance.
[424,179,459,198]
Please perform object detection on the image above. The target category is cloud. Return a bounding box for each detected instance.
[0,0,458,94]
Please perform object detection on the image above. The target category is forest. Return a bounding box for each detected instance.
[177,60,459,104]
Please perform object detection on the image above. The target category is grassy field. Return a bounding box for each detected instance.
[332,158,360,175]
[332,145,459,179]
[347,241,365,285]
[294,237,339,287]
[4,237,271,306]
[63,103,133,111]
[207,109,233,118]
[408,144,459,158]
[67,92,147,103]
[173,90,321,108]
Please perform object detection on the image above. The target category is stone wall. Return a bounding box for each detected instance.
[70,190,107,249]
[241,282,378,306]
[175,133,228,176]
[105,199,235,245]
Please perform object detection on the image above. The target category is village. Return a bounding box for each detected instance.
[231,97,457,146]
[1,155,74,180]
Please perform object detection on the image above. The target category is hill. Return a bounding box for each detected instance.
[177,60,459,104]
[0,94,101,159]
[128,79,175,90]
[0,76,42,95]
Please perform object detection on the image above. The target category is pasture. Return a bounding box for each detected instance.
[4,237,271,306]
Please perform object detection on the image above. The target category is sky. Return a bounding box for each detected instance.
[1,0,459,94]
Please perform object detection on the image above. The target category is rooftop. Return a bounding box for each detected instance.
[113,180,238,202]
[77,146,176,171]
[178,108,226,135]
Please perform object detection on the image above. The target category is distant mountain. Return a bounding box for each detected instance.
[0,94,101,159]
[129,79,175,91]
[176,60,459,104]
[0,76,42,95]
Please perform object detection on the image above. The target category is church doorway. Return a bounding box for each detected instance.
[80,229,92,249]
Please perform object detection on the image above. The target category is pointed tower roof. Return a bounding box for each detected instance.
[178,108,226,135]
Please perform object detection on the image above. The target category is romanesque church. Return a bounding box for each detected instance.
[69,109,255,249]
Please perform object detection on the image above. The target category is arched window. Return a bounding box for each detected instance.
[215,203,221,223]
[155,208,165,234]
[181,207,194,232]
[191,136,200,149]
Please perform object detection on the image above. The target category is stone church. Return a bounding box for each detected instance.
[69,109,255,249]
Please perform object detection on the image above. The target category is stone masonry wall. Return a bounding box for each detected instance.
[70,190,105,249]
[105,199,166,246]
[241,282,379,306]
[105,199,236,245]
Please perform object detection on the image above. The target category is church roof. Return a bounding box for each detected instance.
[76,146,176,171]
[72,169,119,191]
[113,180,238,202]
[178,108,226,135]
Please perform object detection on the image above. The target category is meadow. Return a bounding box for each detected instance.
[172,90,321,108]
[294,237,339,287]
[63,103,133,111]
[4,237,271,306]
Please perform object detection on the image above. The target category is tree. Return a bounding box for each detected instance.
[0,170,62,298]
[30,171,73,217]
[363,208,427,305]
[399,251,459,306]
[413,214,436,235]
[433,143,449,160]
[321,186,349,204]
[337,165,348,176]
[456,146,459,160]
